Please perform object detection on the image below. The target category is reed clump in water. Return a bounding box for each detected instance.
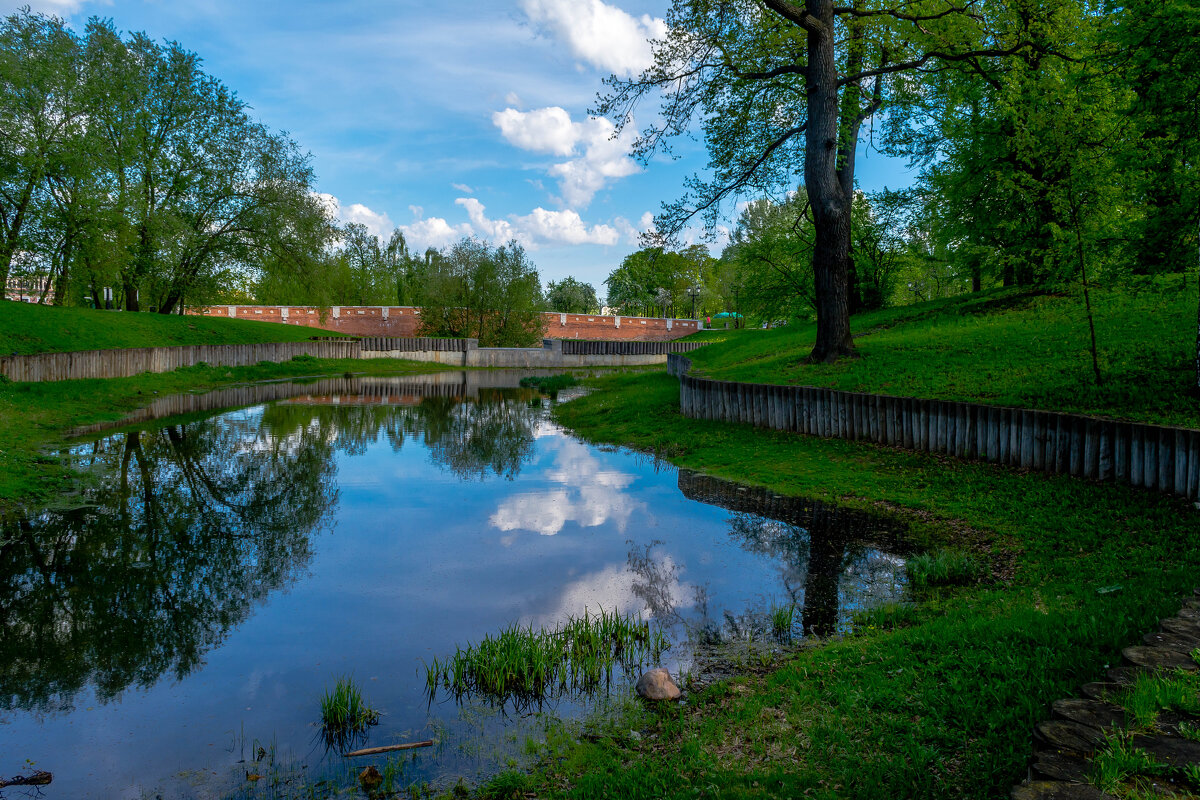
[425,608,670,708]
[318,675,380,753]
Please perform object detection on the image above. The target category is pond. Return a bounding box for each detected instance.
[0,372,912,799]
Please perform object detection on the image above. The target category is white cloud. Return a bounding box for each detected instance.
[6,0,100,14]
[396,205,474,250]
[613,211,655,244]
[492,107,640,207]
[315,192,395,239]
[451,183,475,194]
[521,0,666,77]
[490,437,641,537]
[456,198,619,247]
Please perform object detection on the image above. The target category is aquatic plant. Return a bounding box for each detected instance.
[318,675,380,753]
[769,603,796,642]
[425,608,669,709]
[518,374,579,394]
[905,549,979,591]
[852,602,918,632]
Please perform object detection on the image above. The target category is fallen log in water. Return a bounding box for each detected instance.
[0,770,53,788]
[343,740,434,758]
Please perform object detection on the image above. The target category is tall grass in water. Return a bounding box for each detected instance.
[318,675,380,753]
[425,607,670,709]
[906,549,979,592]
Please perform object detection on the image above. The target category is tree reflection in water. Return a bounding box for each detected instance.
[674,470,910,639]
[0,389,543,715]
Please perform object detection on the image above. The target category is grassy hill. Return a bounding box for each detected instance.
[684,276,1199,427]
[0,301,328,356]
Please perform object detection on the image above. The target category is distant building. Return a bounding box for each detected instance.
[4,276,55,304]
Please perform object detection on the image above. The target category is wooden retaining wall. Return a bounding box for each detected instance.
[360,337,476,352]
[560,339,710,356]
[0,340,361,383]
[668,353,1200,502]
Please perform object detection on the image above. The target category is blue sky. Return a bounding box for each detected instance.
[11,0,916,291]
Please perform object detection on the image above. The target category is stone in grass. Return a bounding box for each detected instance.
[1143,630,1200,655]
[1034,720,1105,755]
[1122,646,1198,672]
[636,668,682,701]
[358,766,382,793]
[1011,781,1117,800]
[1031,751,1091,784]
[1130,734,1200,769]
[1050,698,1125,732]
[1161,617,1200,639]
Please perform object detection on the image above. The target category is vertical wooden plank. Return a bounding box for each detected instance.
[1097,421,1114,482]
[1159,427,1173,495]
[1129,425,1144,488]
[1189,430,1200,501]
[1114,422,1129,483]
[1142,426,1158,490]
[1082,419,1098,480]
[955,404,968,458]
[1017,410,1032,469]
[1175,429,1188,497]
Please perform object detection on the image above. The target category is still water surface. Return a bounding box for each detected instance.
[0,373,910,799]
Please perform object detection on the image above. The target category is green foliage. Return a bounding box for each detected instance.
[518,374,579,394]
[544,276,599,314]
[906,549,979,592]
[0,9,332,312]
[318,675,380,753]
[1116,670,1200,729]
[852,602,919,632]
[604,246,711,318]
[769,603,796,642]
[1091,733,1170,795]
[424,608,669,709]
[417,237,546,347]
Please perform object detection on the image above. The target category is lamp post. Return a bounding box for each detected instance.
[687,285,700,320]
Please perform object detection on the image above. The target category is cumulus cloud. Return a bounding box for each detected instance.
[457,197,619,247]
[315,192,396,240]
[613,211,655,244]
[396,205,473,250]
[521,0,666,77]
[490,437,641,538]
[451,183,475,194]
[492,106,640,208]
[10,0,100,14]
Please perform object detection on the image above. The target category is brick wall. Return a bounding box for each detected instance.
[189,305,700,341]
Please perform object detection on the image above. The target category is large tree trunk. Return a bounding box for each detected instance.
[804,0,855,362]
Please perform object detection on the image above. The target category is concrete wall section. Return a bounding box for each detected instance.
[190,305,700,341]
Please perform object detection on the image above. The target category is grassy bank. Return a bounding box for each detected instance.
[684,277,1200,428]
[0,357,448,513]
[0,301,327,355]
[493,370,1200,800]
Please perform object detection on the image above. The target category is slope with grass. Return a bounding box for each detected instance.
[0,301,326,356]
[491,370,1200,800]
[683,277,1199,428]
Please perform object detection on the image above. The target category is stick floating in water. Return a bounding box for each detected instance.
[343,740,434,757]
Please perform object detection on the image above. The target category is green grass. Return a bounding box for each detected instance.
[0,356,450,513]
[0,301,328,355]
[318,675,380,753]
[906,549,980,592]
[425,608,669,710]
[489,369,1200,800]
[683,276,1200,427]
[1115,669,1200,729]
[517,374,580,394]
[1091,733,1171,796]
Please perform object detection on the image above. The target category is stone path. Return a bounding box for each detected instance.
[1012,591,1200,799]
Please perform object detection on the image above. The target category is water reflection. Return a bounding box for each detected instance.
[0,381,912,800]
[0,418,336,714]
[676,470,908,637]
[0,389,545,716]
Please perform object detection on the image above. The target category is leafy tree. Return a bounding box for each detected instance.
[545,276,599,314]
[597,0,1052,361]
[604,245,710,317]
[418,237,546,346]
